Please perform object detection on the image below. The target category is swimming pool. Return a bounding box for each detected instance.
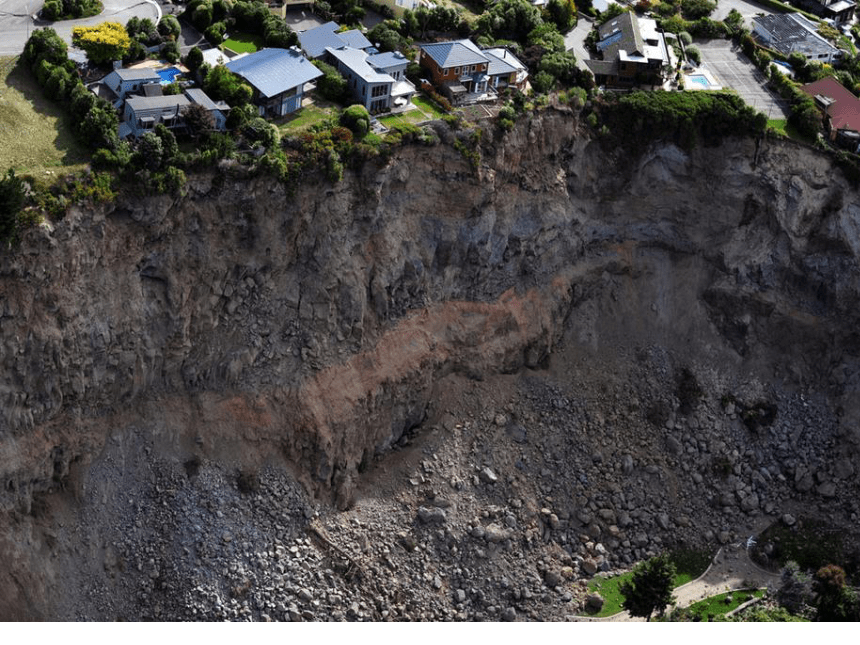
[687,74,710,89]
[157,67,182,84]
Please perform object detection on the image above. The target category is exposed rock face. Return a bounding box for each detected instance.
[1,108,860,618]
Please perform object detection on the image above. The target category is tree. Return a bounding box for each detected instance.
[619,553,676,621]
[0,169,26,245]
[183,103,215,140]
[314,61,349,103]
[158,15,182,40]
[776,561,813,616]
[72,22,131,65]
[185,46,205,74]
[813,564,860,622]
[545,0,576,33]
[23,28,68,69]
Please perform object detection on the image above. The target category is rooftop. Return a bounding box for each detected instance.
[126,94,191,112]
[298,21,347,58]
[367,51,410,69]
[421,40,489,69]
[753,13,840,56]
[111,67,163,81]
[184,88,230,112]
[483,48,526,77]
[596,12,667,64]
[338,29,373,51]
[326,46,392,84]
[226,48,323,99]
[801,76,860,132]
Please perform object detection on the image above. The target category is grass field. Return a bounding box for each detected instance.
[222,32,264,54]
[0,56,88,176]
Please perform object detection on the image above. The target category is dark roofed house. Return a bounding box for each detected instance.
[753,13,843,63]
[97,67,162,108]
[584,12,669,87]
[226,48,323,117]
[801,76,860,150]
[120,89,230,139]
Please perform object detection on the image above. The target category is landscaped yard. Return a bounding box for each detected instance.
[277,103,336,133]
[0,56,88,176]
[378,95,448,128]
[222,32,265,54]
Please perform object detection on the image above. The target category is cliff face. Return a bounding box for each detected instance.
[2,108,860,617]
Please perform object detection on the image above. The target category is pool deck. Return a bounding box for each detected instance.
[683,67,722,91]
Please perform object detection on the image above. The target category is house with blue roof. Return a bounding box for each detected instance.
[95,67,163,108]
[226,48,323,117]
[325,46,416,113]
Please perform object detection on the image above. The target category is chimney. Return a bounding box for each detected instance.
[113,60,122,69]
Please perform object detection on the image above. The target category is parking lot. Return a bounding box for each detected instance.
[696,38,790,119]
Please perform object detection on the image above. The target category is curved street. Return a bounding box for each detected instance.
[0,0,161,56]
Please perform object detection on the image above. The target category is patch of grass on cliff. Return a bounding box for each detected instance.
[583,572,634,617]
[669,547,714,586]
[672,589,766,621]
[752,518,858,579]
[277,103,334,133]
[0,56,88,176]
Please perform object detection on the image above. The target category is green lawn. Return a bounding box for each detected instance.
[768,118,817,145]
[378,95,448,128]
[277,103,335,133]
[413,95,447,119]
[221,32,264,54]
[680,589,766,621]
[0,56,88,176]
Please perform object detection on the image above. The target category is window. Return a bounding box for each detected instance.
[372,84,387,97]
[455,66,460,75]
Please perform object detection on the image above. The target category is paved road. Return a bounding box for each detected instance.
[697,38,789,119]
[0,0,160,56]
[565,16,593,71]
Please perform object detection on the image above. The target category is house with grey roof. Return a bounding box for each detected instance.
[419,40,491,102]
[325,46,416,112]
[753,13,843,63]
[96,67,163,108]
[298,22,375,59]
[120,89,229,139]
[226,48,323,117]
[483,47,529,92]
[584,12,669,87]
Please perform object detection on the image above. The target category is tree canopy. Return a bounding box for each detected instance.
[620,553,676,621]
[72,22,131,65]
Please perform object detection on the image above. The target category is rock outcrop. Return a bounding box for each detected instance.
[1,108,860,618]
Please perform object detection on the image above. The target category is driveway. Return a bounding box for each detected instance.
[0,0,160,56]
[565,16,593,72]
[696,38,789,119]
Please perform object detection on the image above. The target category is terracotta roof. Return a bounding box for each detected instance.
[801,76,860,133]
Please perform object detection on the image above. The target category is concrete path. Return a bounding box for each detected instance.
[572,545,780,622]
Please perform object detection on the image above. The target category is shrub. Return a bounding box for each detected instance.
[314,61,349,103]
[686,45,701,66]
[678,31,692,45]
[340,104,370,136]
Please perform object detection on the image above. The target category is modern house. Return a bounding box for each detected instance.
[120,89,229,139]
[584,12,670,87]
[801,76,860,149]
[419,40,490,102]
[752,13,843,63]
[226,48,323,117]
[483,47,529,92]
[325,46,416,112]
[96,67,162,108]
[298,21,374,59]
[793,0,855,24]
